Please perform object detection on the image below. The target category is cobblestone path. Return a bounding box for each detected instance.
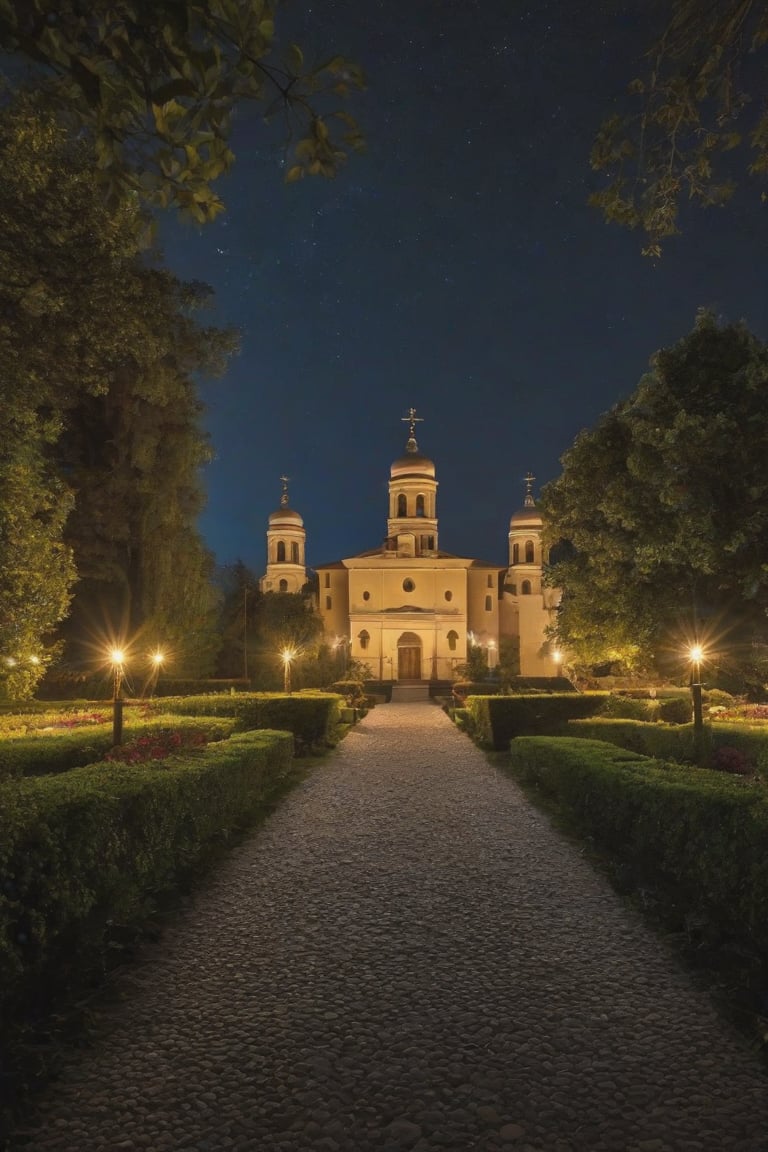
[16,703,768,1152]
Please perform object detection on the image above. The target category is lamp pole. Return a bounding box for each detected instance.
[690,644,704,749]
[110,649,125,746]
[282,648,295,694]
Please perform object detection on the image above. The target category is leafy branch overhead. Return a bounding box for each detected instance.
[0,0,365,221]
[590,1,768,254]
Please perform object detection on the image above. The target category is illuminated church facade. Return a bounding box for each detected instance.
[260,412,559,681]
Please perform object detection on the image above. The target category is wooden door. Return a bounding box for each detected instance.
[398,646,421,680]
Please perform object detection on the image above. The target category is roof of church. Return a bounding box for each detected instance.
[314,548,503,568]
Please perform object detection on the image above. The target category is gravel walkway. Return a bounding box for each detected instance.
[15,702,768,1152]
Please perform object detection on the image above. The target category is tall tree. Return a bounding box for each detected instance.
[591,2,768,254]
[0,102,235,693]
[0,0,364,221]
[541,312,768,678]
[56,273,236,677]
[0,101,144,696]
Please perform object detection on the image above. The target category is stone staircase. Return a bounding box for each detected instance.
[390,682,431,703]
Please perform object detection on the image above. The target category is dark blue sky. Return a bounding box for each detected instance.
[159,0,768,573]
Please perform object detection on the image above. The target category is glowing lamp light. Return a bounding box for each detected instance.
[281,647,296,695]
[151,650,165,667]
[689,645,703,664]
[110,648,125,667]
[29,655,40,665]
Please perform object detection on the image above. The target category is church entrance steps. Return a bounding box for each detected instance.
[390,682,431,703]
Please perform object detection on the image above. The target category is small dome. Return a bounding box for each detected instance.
[269,506,304,527]
[390,435,435,478]
[510,499,542,529]
[390,453,436,479]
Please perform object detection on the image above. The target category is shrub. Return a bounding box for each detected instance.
[466,693,607,750]
[657,696,693,724]
[452,681,501,702]
[158,692,342,755]
[599,695,657,721]
[711,745,753,775]
[567,718,702,762]
[331,680,367,705]
[0,729,293,1049]
[507,736,768,958]
[0,715,235,781]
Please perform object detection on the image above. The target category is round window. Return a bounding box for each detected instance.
[363,590,370,601]
[444,590,453,602]
[403,578,415,593]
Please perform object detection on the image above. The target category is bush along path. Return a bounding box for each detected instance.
[10,703,768,1152]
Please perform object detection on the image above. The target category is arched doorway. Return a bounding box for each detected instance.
[397,631,422,680]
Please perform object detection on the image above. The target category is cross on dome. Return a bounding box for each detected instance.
[524,471,536,507]
[279,475,290,507]
[401,407,424,453]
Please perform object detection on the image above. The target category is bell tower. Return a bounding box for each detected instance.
[260,476,307,594]
[385,408,439,557]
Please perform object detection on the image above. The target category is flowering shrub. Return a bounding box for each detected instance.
[710,745,753,775]
[105,727,208,764]
[710,704,768,723]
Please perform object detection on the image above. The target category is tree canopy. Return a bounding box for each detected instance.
[0,102,236,695]
[0,0,364,220]
[591,2,768,254]
[541,311,768,681]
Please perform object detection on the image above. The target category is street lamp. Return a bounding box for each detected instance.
[281,647,296,694]
[487,638,497,672]
[150,650,165,697]
[552,649,563,675]
[689,644,704,747]
[109,647,125,746]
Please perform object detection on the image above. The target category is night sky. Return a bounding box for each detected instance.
[159,0,768,574]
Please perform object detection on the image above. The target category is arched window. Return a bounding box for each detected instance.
[363,590,370,601]
[444,590,453,602]
[485,595,492,611]
[525,540,535,563]
[416,494,425,517]
[325,596,332,610]
[521,580,532,595]
[359,630,370,650]
[324,572,330,588]
[428,535,435,550]
[487,574,493,588]
[397,493,407,516]
[512,542,520,565]
[291,541,299,564]
[447,630,459,652]
[276,540,286,562]
[279,579,288,592]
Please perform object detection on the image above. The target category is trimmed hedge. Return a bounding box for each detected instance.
[598,694,691,724]
[567,718,701,762]
[157,692,343,755]
[507,736,768,956]
[466,693,608,750]
[567,718,768,772]
[0,715,236,782]
[0,729,293,1040]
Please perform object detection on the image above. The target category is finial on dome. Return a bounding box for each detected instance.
[279,474,290,507]
[524,471,536,508]
[401,406,424,453]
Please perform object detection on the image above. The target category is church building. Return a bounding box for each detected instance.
[260,412,559,681]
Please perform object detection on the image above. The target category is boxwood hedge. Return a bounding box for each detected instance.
[0,715,236,782]
[466,693,608,749]
[567,718,768,771]
[158,692,343,755]
[507,736,768,957]
[0,729,293,1041]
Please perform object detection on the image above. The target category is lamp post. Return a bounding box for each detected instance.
[110,648,125,746]
[150,650,164,697]
[281,647,295,695]
[689,644,704,748]
[552,649,563,676]
[487,638,497,674]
